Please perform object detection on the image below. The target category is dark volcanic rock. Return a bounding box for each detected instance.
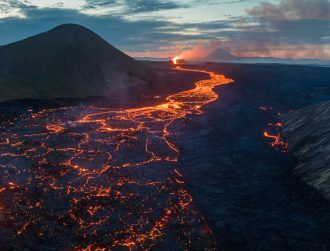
[0,24,159,101]
[172,63,330,250]
[282,101,330,200]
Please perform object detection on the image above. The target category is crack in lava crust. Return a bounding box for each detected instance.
[0,66,233,250]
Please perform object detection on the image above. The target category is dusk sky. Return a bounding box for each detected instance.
[0,0,329,59]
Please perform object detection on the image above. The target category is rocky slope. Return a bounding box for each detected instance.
[281,101,330,200]
[0,24,159,101]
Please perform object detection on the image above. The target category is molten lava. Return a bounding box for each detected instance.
[260,106,288,152]
[263,131,288,151]
[0,66,233,250]
[172,56,184,65]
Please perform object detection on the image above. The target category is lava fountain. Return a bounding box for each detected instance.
[171,56,185,65]
[0,66,233,250]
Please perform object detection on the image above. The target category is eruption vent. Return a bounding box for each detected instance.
[171,56,186,65]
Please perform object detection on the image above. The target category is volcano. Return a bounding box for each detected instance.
[0,24,159,101]
[202,48,237,62]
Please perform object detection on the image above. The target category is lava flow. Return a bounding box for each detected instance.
[260,106,288,152]
[263,131,288,151]
[0,66,233,250]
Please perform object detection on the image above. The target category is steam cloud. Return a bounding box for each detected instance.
[179,0,330,60]
[179,41,222,59]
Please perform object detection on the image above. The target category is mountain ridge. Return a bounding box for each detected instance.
[197,48,330,66]
[0,24,160,101]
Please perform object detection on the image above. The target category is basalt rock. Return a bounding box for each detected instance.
[281,101,330,200]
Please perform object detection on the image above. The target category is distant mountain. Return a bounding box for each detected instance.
[199,48,330,66]
[237,57,330,66]
[202,48,237,62]
[135,57,170,62]
[281,101,330,200]
[0,24,160,101]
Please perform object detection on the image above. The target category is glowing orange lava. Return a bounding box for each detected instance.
[263,131,288,151]
[172,56,182,65]
[260,106,288,152]
[0,66,233,250]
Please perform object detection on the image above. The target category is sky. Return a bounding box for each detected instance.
[0,0,329,59]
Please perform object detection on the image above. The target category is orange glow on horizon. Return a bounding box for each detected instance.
[128,43,330,61]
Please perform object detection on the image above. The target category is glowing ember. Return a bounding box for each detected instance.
[0,66,233,250]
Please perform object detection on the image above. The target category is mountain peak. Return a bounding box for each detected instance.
[52,23,89,30]
[204,48,236,62]
[0,23,108,51]
[41,23,107,44]
[203,48,237,62]
[0,24,159,101]
[47,24,96,37]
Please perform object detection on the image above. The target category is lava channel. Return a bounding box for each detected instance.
[0,66,233,250]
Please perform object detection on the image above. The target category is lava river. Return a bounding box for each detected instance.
[0,66,233,250]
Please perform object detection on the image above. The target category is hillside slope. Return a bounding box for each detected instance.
[0,24,159,101]
[281,101,330,200]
